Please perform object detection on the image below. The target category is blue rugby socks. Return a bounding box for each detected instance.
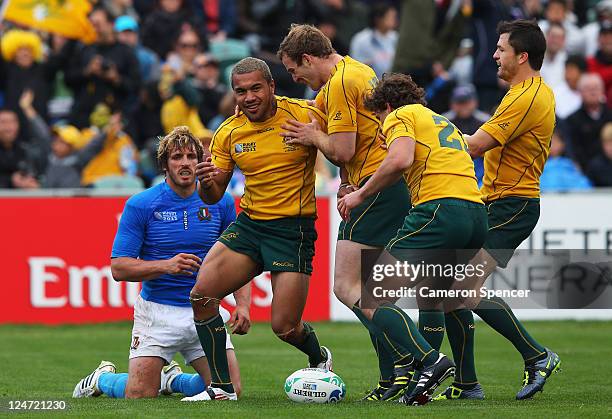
[97,373,128,398]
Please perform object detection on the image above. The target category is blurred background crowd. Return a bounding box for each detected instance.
[0,0,611,194]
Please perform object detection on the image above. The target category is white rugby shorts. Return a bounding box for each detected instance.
[129,295,234,365]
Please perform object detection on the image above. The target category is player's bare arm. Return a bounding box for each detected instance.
[337,137,414,220]
[111,253,202,282]
[229,283,252,335]
[196,157,232,204]
[337,166,358,199]
[466,129,500,157]
[281,113,356,164]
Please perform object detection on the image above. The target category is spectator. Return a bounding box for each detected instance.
[0,108,41,189]
[566,73,612,170]
[188,0,237,40]
[310,0,368,55]
[317,17,349,56]
[64,6,141,129]
[18,89,108,188]
[583,0,612,57]
[540,129,592,192]
[140,0,206,60]
[586,122,612,186]
[80,103,139,186]
[538,0,585,56]
[166,29,203,77]
[115,15,161,83]
[519,0,544,21]
[103,0,140,20]
[393,0,470,88]
[349,2,398,78]
[191,53,227,126]
[158,64,211,140]
[0,29,55,124]
[443,83,490,185]
[131,81,165,149]
[554,54,585,119]
[541,23,568,91]
[470,0,512,112]
[448,38,474,86]
[587,22,612,107]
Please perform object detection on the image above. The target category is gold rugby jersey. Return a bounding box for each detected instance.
[384,104,482,207]
[480,76,554,202]
[210,96,326,220]
[315,56,386,186]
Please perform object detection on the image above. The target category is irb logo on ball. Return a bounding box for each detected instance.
[284,368,346,403]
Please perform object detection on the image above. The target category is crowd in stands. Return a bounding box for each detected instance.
[0,0,611,193]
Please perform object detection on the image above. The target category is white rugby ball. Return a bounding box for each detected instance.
[284,368,346,403]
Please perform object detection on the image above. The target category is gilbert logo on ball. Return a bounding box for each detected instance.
[284,368,346,403]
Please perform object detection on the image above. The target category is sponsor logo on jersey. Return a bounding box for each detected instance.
[198,207,211,221]
[154,211,178,221]
[257,127,274,134]
[282,137,298,152]
[131,336,140,350]
[333,111,342,121]
[235,142,257,154]
[498,121,511,130]
[272,261,295,268]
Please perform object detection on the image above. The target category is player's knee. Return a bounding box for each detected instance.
[333,279,358,307]
[271,321,301,342]
[189,291,220,311]
[125,384,159,399]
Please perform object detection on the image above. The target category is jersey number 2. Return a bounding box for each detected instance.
[432,115,468,152]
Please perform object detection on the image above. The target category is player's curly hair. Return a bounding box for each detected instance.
[156,126,205,170]
[277,24,336,65]
[364,73,426,112]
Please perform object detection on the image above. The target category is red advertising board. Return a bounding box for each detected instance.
[1,196,330,324]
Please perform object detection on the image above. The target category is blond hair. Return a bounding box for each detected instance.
[277,24,335,65]
[156,126,205,170]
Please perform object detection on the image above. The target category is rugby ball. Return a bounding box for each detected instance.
[284,368,346,403]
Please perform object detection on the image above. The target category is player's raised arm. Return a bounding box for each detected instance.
[196,156,232,204]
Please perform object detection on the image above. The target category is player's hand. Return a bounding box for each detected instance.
[166,253,201,276]
[337,189,365,221]
[336,183,358,199]
[378,131,388,150]
[196,157,219,189]
[229,305,251,335]
[280,111,323,146]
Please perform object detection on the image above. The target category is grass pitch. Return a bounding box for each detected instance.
[1,321,611,418]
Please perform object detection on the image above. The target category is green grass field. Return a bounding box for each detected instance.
[1,321,612,418]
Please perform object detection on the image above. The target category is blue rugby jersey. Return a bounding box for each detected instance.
[111,181,236,306]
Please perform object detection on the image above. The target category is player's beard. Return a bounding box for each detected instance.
[167,168,196,191]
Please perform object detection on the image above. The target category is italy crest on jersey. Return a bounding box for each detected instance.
[198,207,211,221]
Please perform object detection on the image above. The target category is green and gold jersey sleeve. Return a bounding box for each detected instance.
[480,77,554,201]
[209,115,242,171]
